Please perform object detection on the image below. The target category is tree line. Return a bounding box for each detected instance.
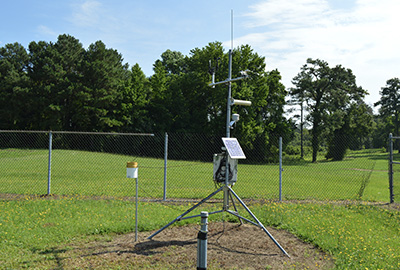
[290,59,400,161]
[0,34,399,161]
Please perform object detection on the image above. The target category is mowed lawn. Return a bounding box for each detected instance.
[0,148,394,202]
[1,148,400,269]
[0,197,399,269]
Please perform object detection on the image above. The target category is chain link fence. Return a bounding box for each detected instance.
[0,131,162,198]
[389,133,400,203]
[0,130,384,202]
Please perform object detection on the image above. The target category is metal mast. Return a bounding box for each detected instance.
[148,10,290,257]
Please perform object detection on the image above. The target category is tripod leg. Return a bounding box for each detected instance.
[229,191,243,224]
[147,186,224,239]
[228,186,290,257]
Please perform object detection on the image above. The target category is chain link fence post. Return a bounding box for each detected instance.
[47,131,52,195]
[279,137,283,202]
[389,133,394,203]
[163,132,168,201]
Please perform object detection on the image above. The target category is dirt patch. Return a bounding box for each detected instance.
[59,222,334,269]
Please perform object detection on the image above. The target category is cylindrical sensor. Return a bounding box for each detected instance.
[126,161,138,178]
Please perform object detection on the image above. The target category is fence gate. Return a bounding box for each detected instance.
[388,133,400,203]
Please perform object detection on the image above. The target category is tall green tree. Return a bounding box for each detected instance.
[185,42,225,134]
[118,63,150,132]
[148,42,225,133]
[0,43,30,129]
[374,78,400,152]
[150,42,292,161]
[78,40,129,131]
[229,44,269,142]
[147,60,171,132]
[28,40,64,130]
[181,42,276,139]
[1,35,292,144]
[374,78,400,137]
[326,101,375,160]
[290,58,367,162]
[371,115,393,149]
[347,102,376,149]
[53,34,85,130]
[158,49,186,75]
[27,35,86,130]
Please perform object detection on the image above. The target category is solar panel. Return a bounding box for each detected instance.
[222,138,246,159]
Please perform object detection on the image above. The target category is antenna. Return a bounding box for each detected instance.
[231,9,234,50]
[147,11,290,258]
[208,10,253,137]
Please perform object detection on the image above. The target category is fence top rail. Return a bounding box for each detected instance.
[0,130,155,136]
[391,136,400,139]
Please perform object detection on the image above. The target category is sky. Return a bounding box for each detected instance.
[1,0,399,108]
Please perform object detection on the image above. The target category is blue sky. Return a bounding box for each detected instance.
[1,0,399,107]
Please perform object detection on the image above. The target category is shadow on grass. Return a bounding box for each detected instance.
[27,247,68,270]
[134,239,196,255]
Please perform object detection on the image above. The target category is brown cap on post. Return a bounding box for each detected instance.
[127,161,138,168]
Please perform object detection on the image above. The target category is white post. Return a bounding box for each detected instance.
[127,162,139,241]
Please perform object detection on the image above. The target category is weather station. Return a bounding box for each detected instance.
[148,12,289,257]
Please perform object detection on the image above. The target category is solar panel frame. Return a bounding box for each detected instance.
[222,137,246,159]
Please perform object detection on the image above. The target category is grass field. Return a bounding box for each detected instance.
[0,197,399,269]
[1,148,400,268]
[0,148,395,202]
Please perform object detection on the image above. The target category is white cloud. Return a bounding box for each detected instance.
[70,0,103,27]
[245,0,332,29]
[36,25,57,37]
[235,0,400,105]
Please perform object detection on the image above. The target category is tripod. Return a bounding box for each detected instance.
[147,181,289,257]
[148,48,289,257]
